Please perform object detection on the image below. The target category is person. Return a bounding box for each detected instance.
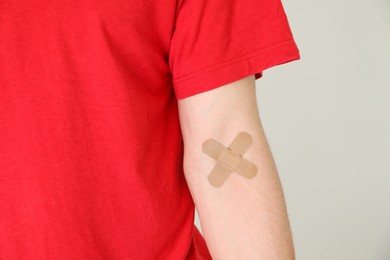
[0,0,300,259]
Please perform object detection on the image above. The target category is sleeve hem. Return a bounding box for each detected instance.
[172,39,300,100]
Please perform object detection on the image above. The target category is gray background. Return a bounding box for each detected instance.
[194,0,390,259]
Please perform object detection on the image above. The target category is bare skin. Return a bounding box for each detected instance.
[178,75,295,260]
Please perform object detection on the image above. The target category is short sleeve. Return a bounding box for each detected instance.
[168,0,301,99]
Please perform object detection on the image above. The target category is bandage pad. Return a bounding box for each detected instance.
[202,132,257,187]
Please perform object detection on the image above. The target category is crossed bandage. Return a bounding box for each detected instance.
[202,131,257,187]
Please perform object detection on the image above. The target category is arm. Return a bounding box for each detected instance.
[177,75,295,259]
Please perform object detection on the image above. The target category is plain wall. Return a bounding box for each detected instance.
[194,0,390,259]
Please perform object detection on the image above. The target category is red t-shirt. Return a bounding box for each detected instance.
[0,0,300,259]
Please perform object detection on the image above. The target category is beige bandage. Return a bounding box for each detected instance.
[202,132,257,187]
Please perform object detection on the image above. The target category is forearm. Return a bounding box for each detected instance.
[178,77,295,259]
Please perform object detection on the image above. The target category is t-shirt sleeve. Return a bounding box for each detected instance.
[168,0,301,99]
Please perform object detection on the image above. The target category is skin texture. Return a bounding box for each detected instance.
[177,75,295,260]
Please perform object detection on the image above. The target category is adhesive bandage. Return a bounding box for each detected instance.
[202,131,257,187]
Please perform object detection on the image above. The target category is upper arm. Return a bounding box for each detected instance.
[170,0,299,255]
[178,74,258,136]
[177,76,295,260]
[177,74,265,178]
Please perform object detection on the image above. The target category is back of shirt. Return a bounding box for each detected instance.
[0,0,299,259]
